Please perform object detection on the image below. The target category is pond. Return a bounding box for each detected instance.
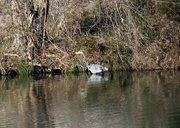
[0,71,180,128]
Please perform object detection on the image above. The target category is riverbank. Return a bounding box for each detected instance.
[0,0,179,76]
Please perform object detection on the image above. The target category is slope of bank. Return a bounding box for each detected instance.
[0,0,179,76]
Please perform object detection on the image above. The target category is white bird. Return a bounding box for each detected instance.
[75,50,108,74]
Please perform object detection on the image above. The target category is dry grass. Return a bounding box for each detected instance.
[0,0,179,74]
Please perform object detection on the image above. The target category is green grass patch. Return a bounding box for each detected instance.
[71,65,79,73]
[17,61,33,75]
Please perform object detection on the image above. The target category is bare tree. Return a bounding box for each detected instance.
[26,0,49,63]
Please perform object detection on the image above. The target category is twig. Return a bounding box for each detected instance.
[4,53,20,58]
[0,62,6,75]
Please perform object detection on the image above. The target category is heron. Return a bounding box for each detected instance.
[75,50,108,74]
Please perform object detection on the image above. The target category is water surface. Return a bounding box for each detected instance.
[0,71,180,128]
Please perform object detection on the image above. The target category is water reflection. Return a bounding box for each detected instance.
[87,75,108,85]
[0,71,180,128]
[166,108,180,128]
[26,82,54,128]
[81,74,108,100]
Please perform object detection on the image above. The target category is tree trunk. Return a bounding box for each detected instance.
[27,0,49,63]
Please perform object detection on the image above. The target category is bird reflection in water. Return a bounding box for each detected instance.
[87,75,108,85]
[80,74,109,100]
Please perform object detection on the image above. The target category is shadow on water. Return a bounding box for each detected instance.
[0,71,180,128]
